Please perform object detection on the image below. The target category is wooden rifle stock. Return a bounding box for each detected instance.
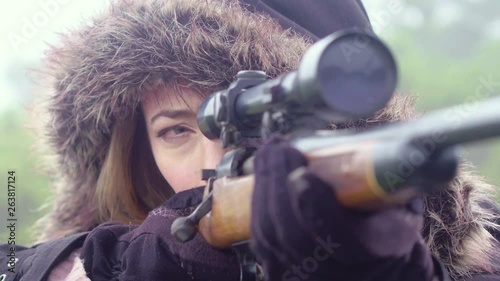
[199,175,254,249]
[199,140,420,249]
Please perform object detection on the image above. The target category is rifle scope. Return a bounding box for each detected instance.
[198,30,398,141]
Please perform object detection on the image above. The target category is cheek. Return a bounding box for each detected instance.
[150,141,205,193]
[147,128,227,193]
[157,158,202,192]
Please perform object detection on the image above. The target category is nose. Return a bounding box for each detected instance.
[201,137,226,171]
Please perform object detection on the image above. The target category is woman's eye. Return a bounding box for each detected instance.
[157,125,193,142]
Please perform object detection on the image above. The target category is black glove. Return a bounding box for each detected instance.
[250,135,438,281]
[80,187,240,281]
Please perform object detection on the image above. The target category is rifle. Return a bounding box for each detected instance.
[171,30,500,281]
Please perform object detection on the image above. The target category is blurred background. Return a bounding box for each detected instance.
[1,0,499,245]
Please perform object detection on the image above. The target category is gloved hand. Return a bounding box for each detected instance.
[250,135,438,281]
[80,186,241,281]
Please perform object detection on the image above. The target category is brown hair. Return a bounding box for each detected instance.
[95,106,173,225]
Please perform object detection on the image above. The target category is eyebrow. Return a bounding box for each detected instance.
[150,109,196,125]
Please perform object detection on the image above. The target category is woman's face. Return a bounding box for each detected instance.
[141,85,226,193]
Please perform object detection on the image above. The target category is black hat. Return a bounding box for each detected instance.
[240,0,372,42]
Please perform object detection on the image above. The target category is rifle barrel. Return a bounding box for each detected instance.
[292,96,500,152]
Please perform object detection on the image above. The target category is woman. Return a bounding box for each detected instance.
[1,0,499,280]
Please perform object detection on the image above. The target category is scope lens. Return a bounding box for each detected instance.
[317,32,397,117]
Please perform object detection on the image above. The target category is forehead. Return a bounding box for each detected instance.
[141,84,205,115]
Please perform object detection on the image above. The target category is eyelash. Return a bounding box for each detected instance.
[156,125,192,140]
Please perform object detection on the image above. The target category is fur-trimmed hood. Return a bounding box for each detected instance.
[32,0,499,279]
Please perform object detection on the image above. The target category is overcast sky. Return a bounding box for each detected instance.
[0,0,109,114]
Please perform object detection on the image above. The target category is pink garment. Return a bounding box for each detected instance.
[47,248,90,281]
